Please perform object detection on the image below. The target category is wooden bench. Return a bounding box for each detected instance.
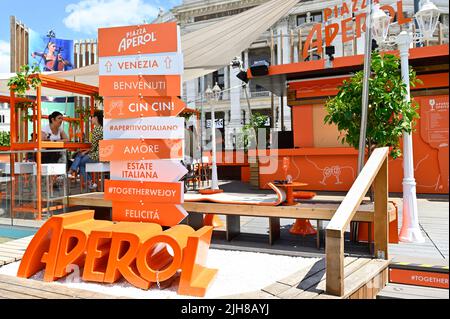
[67,192,397,247]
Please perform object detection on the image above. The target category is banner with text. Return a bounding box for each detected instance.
[110,160,188,182]
[104,117,184,139]
[104,96,186,119]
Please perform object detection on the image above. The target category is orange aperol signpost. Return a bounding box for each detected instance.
[98,21,188,226]
[19,22,217,297]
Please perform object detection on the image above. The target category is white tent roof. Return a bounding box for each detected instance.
[1,0,299,97]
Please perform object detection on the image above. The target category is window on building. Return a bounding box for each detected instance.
[212,69,225,90]
[297,11,322,26]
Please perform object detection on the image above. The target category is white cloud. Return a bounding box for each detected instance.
[63,0,160,35]
[0,40,10,73]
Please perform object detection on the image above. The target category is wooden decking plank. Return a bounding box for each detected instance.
[261,282,291,296]
[277,259,326,286]
[0,247,25,254]
[279,257,357,299]
[0,256,15,264]
[0,281,74,299]
[378,283,449,299]
[313,258,373,295]
[296,257,370,299]
[342,259,389,299]
[0,288,40,299]
[0,251,23,259]
[0,275,123,299]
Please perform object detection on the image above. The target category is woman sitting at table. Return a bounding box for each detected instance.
[41,111,69,163]
[68,110,103,189]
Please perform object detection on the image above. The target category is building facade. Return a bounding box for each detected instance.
[154,0,449,151]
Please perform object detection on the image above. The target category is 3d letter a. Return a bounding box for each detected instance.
[17,210,95,281]
[303,24,323,61]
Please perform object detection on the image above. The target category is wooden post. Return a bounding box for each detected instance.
[326,231,344,296]
[298,29,303,62]
[36,85,42,221]
[373,156,388,260]
[10,16,16,72]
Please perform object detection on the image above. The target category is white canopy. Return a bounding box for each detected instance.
[1,0,299,97]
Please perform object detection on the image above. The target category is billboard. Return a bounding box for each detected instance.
[28,29,74,72]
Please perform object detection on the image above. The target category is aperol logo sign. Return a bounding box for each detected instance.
[303,0,411,60]
[17,211,217,297]
[98,22,178,57]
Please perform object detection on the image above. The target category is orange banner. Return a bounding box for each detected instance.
[390,269,449,289]
[104,96,186,119]
[112,201,187,226]
[99,139,183,161]
[98,22,178,57]
[105,180,183,204]
[99,75,181,97]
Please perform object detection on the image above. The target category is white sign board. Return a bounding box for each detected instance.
[110,160,188,182]
[99,52,184,76]
[104,117,185,139]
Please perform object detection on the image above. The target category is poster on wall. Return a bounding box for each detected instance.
[28,29,74,72]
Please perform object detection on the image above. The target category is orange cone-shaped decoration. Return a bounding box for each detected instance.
[203,214,224,228]
[289,219,317,236]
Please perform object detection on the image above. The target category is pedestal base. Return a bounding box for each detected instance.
[399,226,425,243]
[289,219,317,236]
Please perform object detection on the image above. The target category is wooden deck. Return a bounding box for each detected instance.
[0,237,31,267]
[225,257,389,299]
[0,274,127,299]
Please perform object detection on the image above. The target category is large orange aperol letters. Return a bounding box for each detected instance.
[18,211,217,297]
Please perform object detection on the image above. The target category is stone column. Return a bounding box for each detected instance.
[223,66,230,100]
[226,66,243,150]
[276,19,292,131]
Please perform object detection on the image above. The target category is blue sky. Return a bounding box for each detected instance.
[0,0,182,72]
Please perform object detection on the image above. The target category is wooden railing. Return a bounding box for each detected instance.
[325,147,389,296]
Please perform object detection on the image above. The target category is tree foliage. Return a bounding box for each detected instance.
[242,112,270,151]
[7,64,41,96]
[324,52,421,159]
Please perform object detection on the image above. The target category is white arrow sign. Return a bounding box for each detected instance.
[110,160,188,182]
[104,117,185,139]
[99,52,183,76]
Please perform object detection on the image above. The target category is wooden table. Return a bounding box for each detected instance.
[274,182,317,236]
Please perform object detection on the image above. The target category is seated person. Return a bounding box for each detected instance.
[68,110,103,189]
[41,111,69,164]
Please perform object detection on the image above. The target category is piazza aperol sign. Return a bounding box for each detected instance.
[303,0,411,60]
[17,211,217,297]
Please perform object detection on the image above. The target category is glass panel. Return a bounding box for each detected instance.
[0,149,70,224]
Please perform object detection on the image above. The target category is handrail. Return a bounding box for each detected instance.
[325,147,389,297]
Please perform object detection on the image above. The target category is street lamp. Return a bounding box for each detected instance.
[204,83,223,194]
[371,0,441,243]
